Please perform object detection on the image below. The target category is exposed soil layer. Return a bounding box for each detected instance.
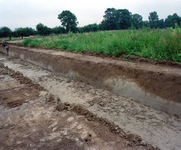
[9,42,181,68]
[0,62,155,150]
[1,53,181,150]
[3,45,181,113]
[8,45,181,102]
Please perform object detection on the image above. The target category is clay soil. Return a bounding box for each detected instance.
[0,55,153,150]
[7,44,181,104]
[0,50,181,150]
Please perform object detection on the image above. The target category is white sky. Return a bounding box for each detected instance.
[0,0,181,30]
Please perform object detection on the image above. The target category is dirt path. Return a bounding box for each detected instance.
[0,53,181,150]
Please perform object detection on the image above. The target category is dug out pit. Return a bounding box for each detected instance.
[1,45,181,117]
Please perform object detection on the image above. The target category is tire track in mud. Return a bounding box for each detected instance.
[1,53,181,150]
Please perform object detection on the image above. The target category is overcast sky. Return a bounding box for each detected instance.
[0,0,181,30]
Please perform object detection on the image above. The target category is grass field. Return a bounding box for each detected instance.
[3,27,181,63]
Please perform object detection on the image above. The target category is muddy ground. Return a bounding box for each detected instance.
[0,52,181,150]
[0,55,150,150]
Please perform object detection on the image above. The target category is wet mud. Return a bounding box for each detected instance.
[2,45,181,117]
[1,48,181,150]
[0,62,154,150]
[6,45,181,102]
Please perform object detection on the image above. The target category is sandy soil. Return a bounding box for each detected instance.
[0,52,181,150]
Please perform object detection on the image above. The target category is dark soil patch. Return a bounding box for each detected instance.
[0,87,40,108]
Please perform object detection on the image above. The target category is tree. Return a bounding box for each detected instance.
[132,14,143,29]
[36,23,45,35]
[79,23,99,33]
[157,19,165,28]
[0,26,12,39]
[24,27,34,36]
[117,9,132,29]
[99,20,109,31]
[148,11,159,28]
[103,8,132,30]
[14,28,24,39]
[14,27,35,38]
[58,10,78,32]
[43,26,52,35]
[142,21,150,27]
[103,8,118,30]
[165,13,181,28]
[36,23,52,35]
[165,15,173,27]
[52,26,66,34]
[170,13,181,27]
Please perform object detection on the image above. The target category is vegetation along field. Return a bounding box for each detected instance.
[20,26,181,63]
[1,8,181,63]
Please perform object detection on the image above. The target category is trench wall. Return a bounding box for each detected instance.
[1,45,181,117]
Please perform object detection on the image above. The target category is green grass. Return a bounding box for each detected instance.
[20,27,181,63]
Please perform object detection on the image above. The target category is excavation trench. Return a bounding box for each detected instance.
[1,63,151,149]
[1,45,181,117]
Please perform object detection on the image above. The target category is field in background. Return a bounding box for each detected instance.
[3,27,181,63]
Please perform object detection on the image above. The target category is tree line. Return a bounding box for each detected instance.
[0,8,181,39]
